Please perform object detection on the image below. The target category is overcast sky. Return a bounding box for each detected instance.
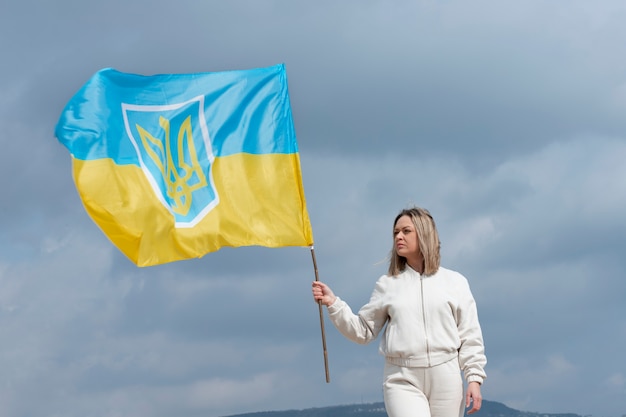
[1,1,625,417]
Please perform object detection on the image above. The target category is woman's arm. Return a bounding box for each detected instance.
[312,278,389,345]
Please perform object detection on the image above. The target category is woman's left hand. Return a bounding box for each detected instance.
[466,381,482,414]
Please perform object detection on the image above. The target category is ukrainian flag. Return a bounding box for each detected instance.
[55,64,314,267]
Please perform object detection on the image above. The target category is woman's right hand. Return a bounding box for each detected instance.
[312,281,337,306]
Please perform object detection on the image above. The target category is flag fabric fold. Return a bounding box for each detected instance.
[56,64,314,267]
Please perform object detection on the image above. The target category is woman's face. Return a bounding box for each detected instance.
[394,215,420,261]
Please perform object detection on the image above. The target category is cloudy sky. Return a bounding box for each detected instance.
[1,1,625,416]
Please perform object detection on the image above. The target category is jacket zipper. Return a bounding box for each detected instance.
[420,275,431,366]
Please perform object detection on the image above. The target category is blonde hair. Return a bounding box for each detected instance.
[388,207,441,276]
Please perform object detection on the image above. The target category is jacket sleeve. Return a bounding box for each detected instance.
[326,277,389,345]
[456,278,487,384]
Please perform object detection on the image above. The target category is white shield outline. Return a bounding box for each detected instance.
[121,96,219,228]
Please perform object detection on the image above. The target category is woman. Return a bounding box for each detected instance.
[312,207,486,417]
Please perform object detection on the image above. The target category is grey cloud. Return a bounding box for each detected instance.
[1,1,626,417]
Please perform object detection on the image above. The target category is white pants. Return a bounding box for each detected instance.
[382,358,464,417]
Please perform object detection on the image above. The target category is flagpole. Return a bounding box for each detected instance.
[310,246,330,383]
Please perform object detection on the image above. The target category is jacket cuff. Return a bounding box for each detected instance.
[327,296,342,314]
[467,375,484,385]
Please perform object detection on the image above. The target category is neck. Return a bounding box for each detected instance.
[407,256,424,274]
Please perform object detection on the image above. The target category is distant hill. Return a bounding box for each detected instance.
[222,400,584,417]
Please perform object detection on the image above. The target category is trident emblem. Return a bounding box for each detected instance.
[136,115,207,216]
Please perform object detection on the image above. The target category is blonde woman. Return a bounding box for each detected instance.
[312,207,486,417]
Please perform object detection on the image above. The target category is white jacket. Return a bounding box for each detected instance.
[327,266,487,384]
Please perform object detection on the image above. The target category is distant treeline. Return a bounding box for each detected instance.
[222,399,584,417]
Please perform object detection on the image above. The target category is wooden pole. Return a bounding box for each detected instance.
[310,246,330,383]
